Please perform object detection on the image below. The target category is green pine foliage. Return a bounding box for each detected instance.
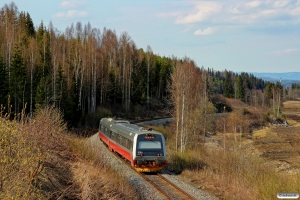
[9,45,27,114]
[223,70,234,98]
[0,55,7,106]
[235,75,244,100]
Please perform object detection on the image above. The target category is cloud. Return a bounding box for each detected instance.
[273,0,290,8]
[246,1,262,8]
[267,48,299,55]
[175,2,222,24]
[194,27,217,35]
[163,0,300,34]
[261,9,276,16]
[290,6,300,15]
[60,1,84,8]
[53,10,88,19]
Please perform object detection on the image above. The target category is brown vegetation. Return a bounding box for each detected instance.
[162,100,300,200]
[0,106,138,199]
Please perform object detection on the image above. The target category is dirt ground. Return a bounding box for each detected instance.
[201,100,300,174]
[236,100,300,174]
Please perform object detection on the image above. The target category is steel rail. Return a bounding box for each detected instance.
[157,173,195,200]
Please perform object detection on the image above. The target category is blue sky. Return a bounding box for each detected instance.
[3,0,300,72]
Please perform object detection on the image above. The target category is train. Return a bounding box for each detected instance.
[98,117,167,172]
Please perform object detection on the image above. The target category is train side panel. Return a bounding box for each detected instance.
[98,131,133,163]
[98,131,109,146]
[109,140,132,162]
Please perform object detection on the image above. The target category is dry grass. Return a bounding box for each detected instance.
[1,106,139,199]
[0,118,44,199]
[161,105,300,200]
[283,101,300,109]
[68,136,140,200]
[70,160,139,200]
[170,145,300,200]
[0,106,79,199]
[225,97,247,109]
[283,100,300,115]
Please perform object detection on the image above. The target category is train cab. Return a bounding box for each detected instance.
[133,131,166,172]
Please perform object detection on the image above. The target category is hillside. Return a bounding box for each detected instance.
[0,107,138,199]
[251,72,300,87]
[166,99,300,199]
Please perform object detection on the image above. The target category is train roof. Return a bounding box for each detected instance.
[100,118,162,140]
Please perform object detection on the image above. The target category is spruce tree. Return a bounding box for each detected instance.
[35,77,46,109]
[9,45,27,113]
[224,71,234,98]
[0,55,7,106]
[235,75,244,100]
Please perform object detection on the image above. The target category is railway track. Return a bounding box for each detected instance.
[141,173,195,200]
[107,145,195,200]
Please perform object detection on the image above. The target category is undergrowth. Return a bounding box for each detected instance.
[158,125,300,200]
[68,135,140,200]
[1,105,139,199]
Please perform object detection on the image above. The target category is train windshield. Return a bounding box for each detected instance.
[138,141,161,149]
[136,134,163,155]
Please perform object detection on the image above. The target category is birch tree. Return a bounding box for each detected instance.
[146,45,154,111]
[171,58,217,152]
[28,38,37,117]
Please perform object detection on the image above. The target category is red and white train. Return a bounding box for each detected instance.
[98,118,167,172]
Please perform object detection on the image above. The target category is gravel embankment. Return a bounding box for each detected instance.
[86,133,216,200]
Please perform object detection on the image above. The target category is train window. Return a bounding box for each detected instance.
[111,132,115,141]
[124,138,127,148]
[138,141,161,149]
[115,133,118,141]
[119,135,123,146]
[128,140,133,150]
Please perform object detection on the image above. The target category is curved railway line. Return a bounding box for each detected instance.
[106,141,195,200]
[142,173,195,200]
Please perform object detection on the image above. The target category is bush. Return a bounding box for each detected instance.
[0,118,45,199]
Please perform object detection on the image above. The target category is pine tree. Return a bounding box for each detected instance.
[224,71,234,98]
[0,55,7,106]
[35,77,46,109]
[235,75,244,100]
[25,12,35,37]
[9,45,27,113]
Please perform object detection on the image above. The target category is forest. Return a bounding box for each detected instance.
[1,2,299,128]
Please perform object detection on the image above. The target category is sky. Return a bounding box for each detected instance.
[2,0,300,73]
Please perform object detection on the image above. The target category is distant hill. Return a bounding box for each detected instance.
[250,72,300,87]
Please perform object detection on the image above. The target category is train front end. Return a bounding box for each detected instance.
[133,132,166,172]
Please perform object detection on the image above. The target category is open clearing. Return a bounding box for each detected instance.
[204,100,300,173]
[241,100,300,173]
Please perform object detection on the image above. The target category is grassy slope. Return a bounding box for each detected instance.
[163,99,300,200]
[0,106,138,199]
